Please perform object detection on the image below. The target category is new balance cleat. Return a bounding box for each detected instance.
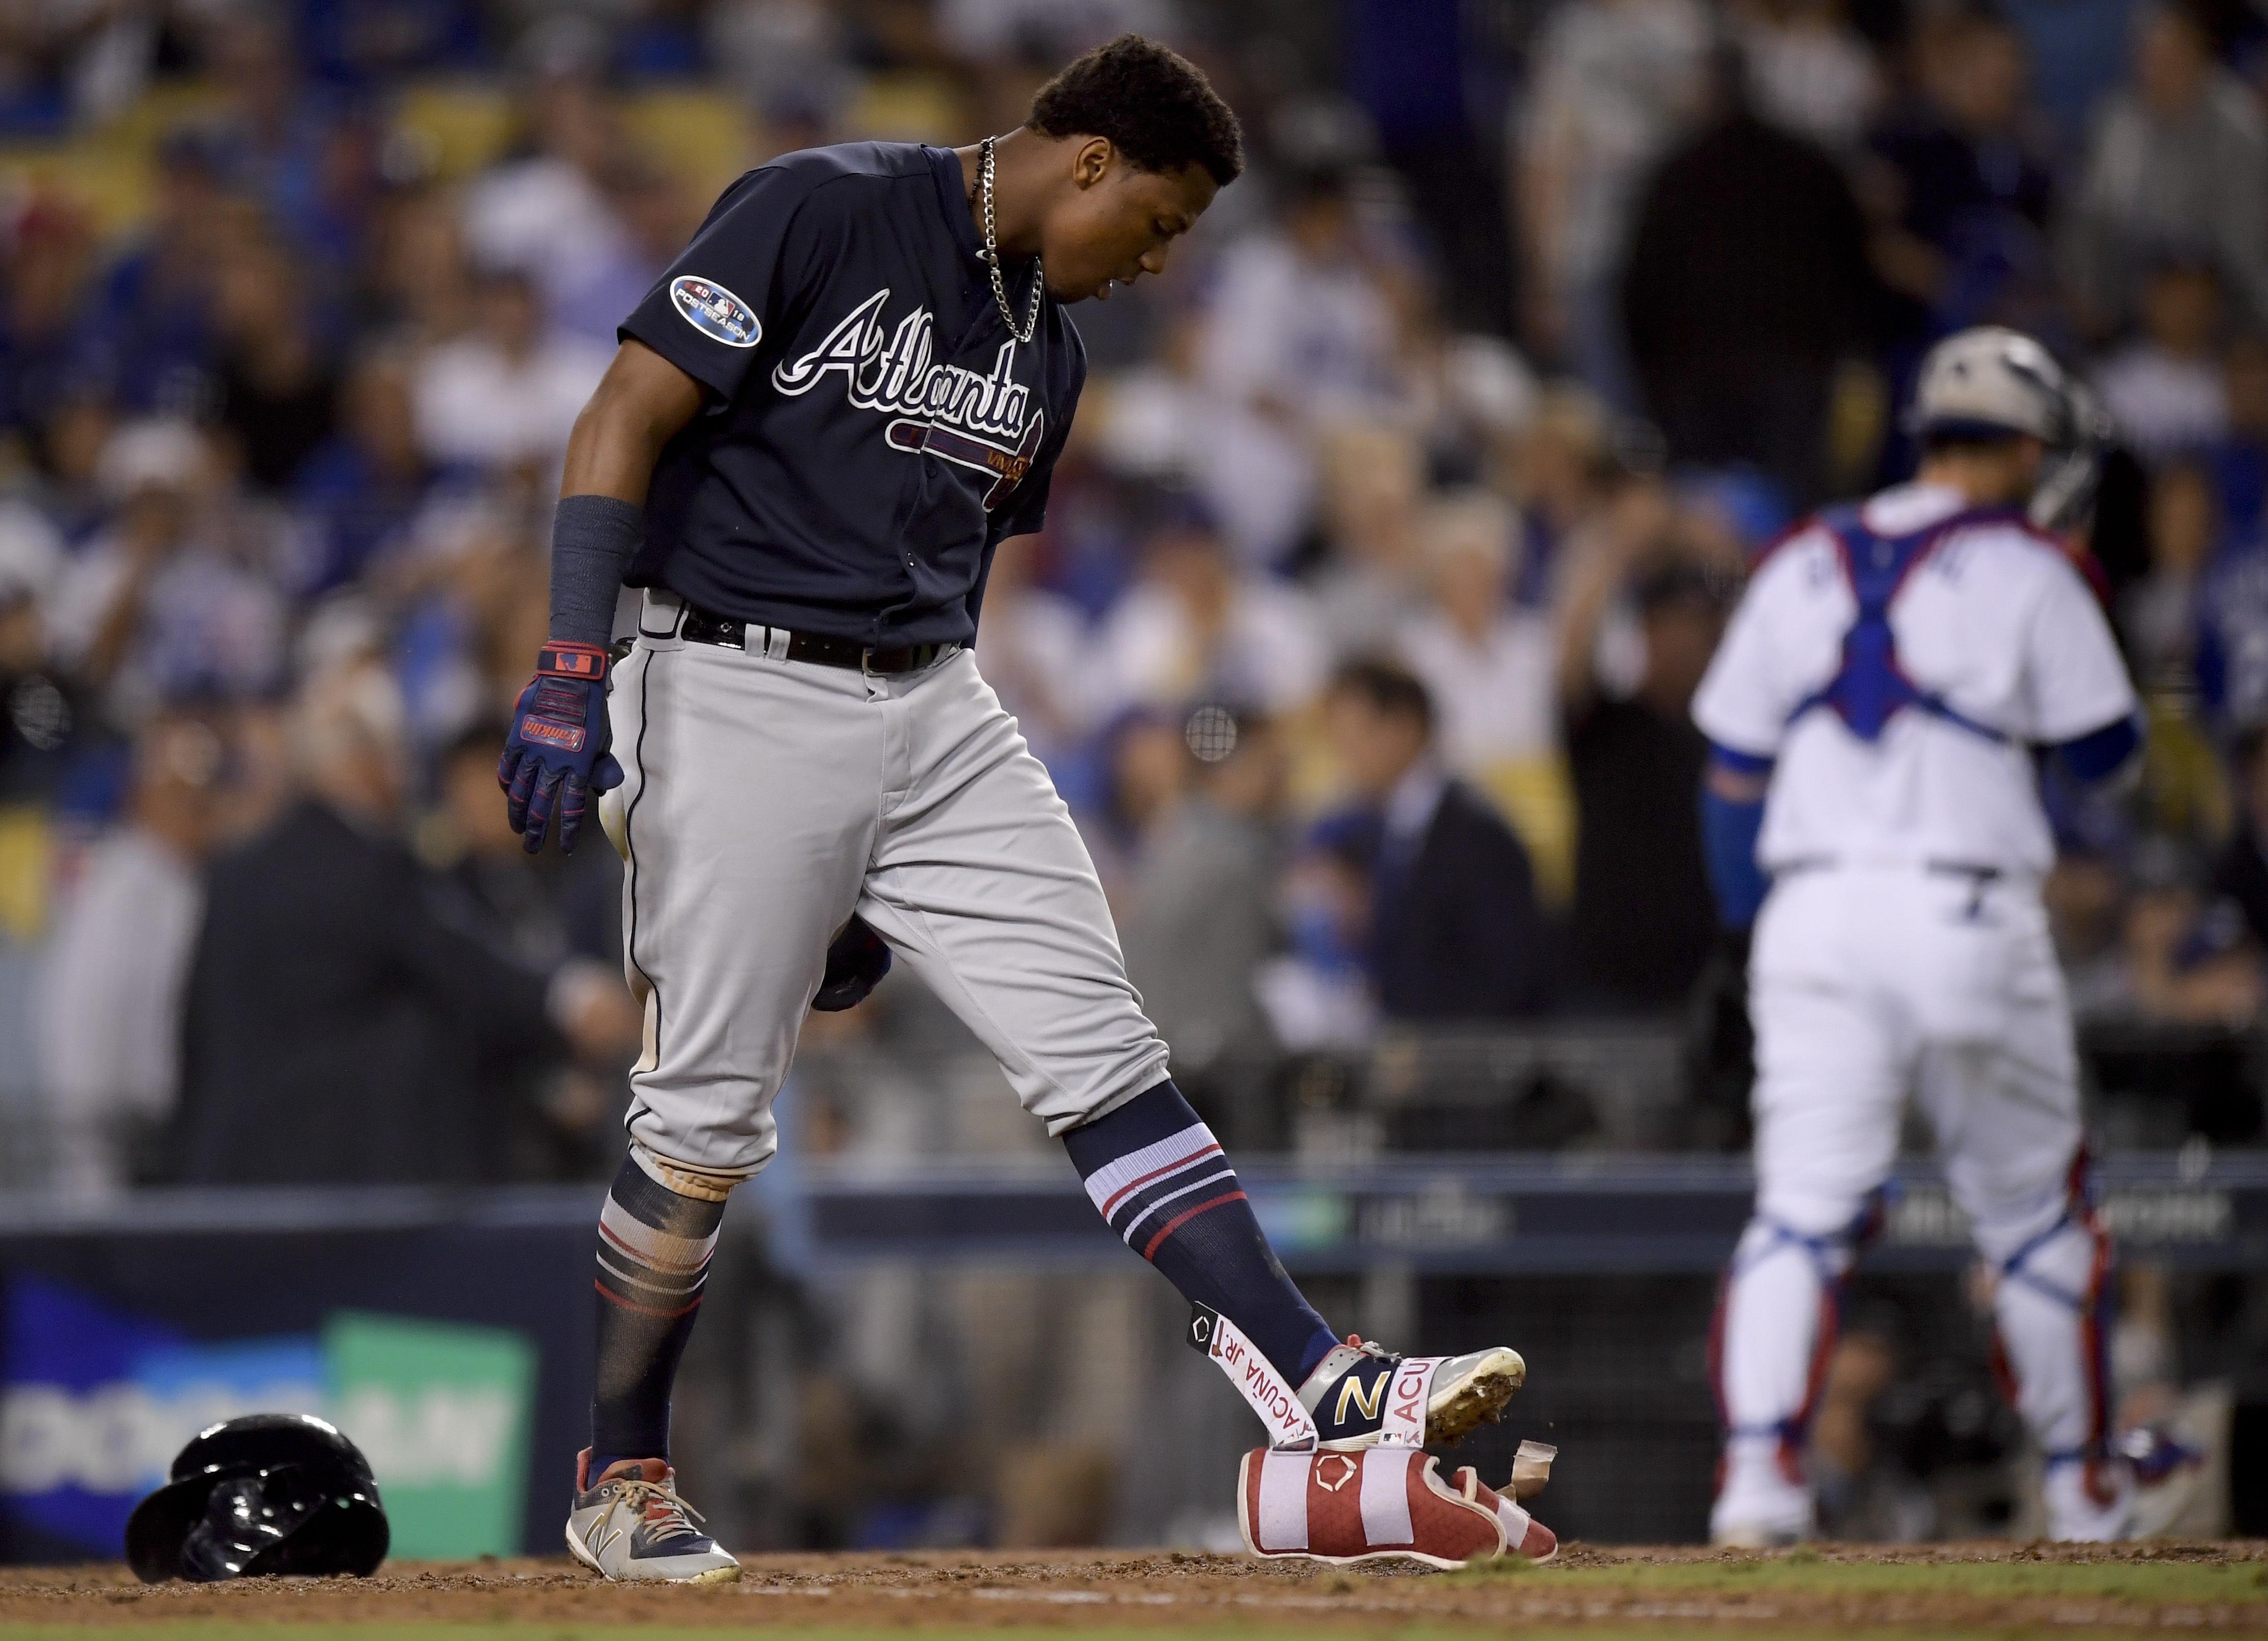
[1298,1335,1526,1451]
[565,1452,740,1583]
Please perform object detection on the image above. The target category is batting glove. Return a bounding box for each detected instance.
[500,640,622,855]
[812,916,892,1011]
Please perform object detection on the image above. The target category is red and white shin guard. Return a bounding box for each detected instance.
[1194,1306,1558,1569]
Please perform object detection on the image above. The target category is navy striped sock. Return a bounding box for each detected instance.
[1063,1080,1337,1384]
[590,1149,727,1472]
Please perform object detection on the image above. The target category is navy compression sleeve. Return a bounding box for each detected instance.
[550,494,645,648]
[1701,745,1772,931]
[2052,712,2144,785]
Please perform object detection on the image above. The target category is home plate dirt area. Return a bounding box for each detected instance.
[3,1542,2264,1639]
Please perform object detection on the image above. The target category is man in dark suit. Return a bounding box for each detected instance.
[174,663,641,1185]
[1322,659,1549,1020]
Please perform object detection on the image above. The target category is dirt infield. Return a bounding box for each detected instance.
[3,1541,2265,1637]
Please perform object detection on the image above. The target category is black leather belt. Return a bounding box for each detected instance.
[1776,857,2003,880]
[677,604,952,674]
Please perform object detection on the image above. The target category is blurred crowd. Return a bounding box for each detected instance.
[2,0,2267,1190]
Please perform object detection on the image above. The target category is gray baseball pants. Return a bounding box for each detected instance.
[595,589,1170,1177]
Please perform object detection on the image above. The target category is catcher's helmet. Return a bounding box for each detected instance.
[1907,325,2112,531]
[125,1413,389,1583]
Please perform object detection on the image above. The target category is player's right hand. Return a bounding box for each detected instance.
[500,640,623,855]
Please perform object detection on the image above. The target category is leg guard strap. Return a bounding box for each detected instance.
[1998,1210,2089,1310]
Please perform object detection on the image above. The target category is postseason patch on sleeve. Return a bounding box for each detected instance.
[670,276,762,348]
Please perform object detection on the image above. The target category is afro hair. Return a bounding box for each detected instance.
[1027,34,1244,189]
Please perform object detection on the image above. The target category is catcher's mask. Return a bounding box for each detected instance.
[1906,325,2111,533]
[125,1412,388,1583]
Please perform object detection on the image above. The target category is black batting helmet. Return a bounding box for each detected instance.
[125,1413,389,1583]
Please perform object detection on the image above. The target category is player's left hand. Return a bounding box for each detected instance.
[813,916,891,1011]
[500,640,623,855]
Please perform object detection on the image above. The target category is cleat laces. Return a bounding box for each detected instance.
[612,1476,707,1544]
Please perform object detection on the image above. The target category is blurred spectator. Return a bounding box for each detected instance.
[1620,47,1876,507]
[552,154,696,346]
[1395,488,1570,895]
[425,719,624,1177]
[30,398,115,545]
[47,420,287,728]
[0,195,95,465]
[387,505,551,752]
[2063,0,2268,335]
[1498,383,1615,607]
[2096,261,2231,461]
[425,720,582,970]
[460,46,639,340]
[2048,850,2134,1018]
[37,716,225,1195]
[210,240,341,493]
[1863,11,2055,338]
[1082,706,1189,898]
[2198,524,2268,733]
[411,268,609,475]
[1321,659,1549,1021]
[935,0,1173,65]
[972,532,1094,771]
[1257,818,1379,1050]
[707,0,858,126]
[1344,0,1517,334]
[1311,422,1428,659]
[2123,458,2220,689]
[2216,334,2268,543]
[1732,0,1880,152]
[1557,490,1727,1010]
[1092,503,1326,719]
[1193,166,1411,566]
[76,127,239,417]
[371,189,478,347]
[1398,489,1559,771]
[298,0,491,89]
[2212,730,2268,958]
[1517,0,1709,395]
[174,661,639,1184]
[2121,855,2263,1025]
[1435,332,1542,488]
[292,348,439,596]
[207,14,338,260]
[1998,0,2144,161]
[1119,705,1287,1110]
[0,498,70,804]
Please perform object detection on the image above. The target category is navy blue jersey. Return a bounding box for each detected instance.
[619,142,1084,646]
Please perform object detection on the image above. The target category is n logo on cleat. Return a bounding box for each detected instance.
[1335,1373,1386,1426]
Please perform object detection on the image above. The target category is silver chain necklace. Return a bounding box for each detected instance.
[979,136,1045,345]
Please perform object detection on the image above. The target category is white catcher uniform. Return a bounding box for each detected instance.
[1691,478,2139,1542]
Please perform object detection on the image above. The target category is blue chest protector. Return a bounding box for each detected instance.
[1786,504,2028,746]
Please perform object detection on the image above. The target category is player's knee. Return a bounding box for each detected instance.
[1965,1181,2086,1272]
[1750,1189,1870,1248]
[627,1140,754,1204]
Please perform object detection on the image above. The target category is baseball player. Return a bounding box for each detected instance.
[497,37,1526,1583]
[1692,327,2141,1544]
